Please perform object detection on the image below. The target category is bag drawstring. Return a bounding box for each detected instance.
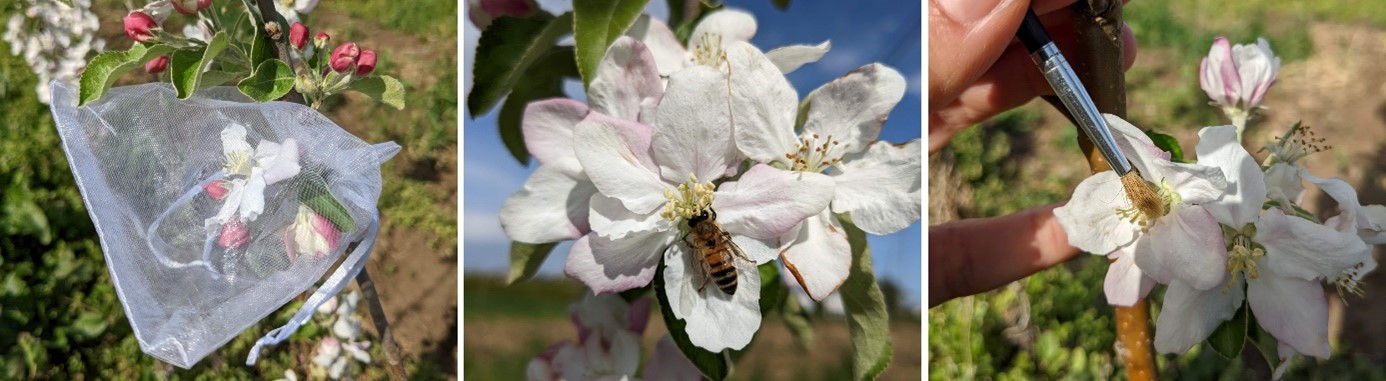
[146,172,225,276]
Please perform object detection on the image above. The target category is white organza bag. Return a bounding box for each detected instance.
[49,81,398,368]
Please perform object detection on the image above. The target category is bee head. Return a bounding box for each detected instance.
[687,208,715,227]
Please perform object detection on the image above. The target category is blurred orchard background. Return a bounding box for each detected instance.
[930,0,1386,379]
[462,0,923,379]
[0,0,457,378]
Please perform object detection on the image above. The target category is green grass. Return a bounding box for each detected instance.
[332,0,457,40]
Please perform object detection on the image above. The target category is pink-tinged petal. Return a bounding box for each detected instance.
[523,98,590,175]
[574,113,669,214]
[643,335,702,381]
[764,40,830,74]
[589,37,664,124]
[829,140,921,234]
[218,220,250,249]
[1053,171,1138,254]
[803,63,906,156]
[1154,279,1243,354]
[1134,206,1228,290]
[712,165,834,240]
[1233,38,1280,108]
[653,65,739,183]
[726,41,800,166]
[662,241,761,352]
[1104,114,1168,177]
[500,166,595,243]
[1200,37,1241,107]
[204,179,230,201]
[625,15,688,77]
[1256,208,1369,281]
[564,232,670,293]
[781,211,851,301]
[588,192,667,240]
[690,9,757,48]
[582,328,641,376]
[627,297,652,333]
[1195,125,1265,226]
[1302,168,1376,230]
[1263,163,1304,211]
[1247,271,1330,359]
[1104,244,1155,307]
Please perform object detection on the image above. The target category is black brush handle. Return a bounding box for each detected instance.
[1016,9,1051,55]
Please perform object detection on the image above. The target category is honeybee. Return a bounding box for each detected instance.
[685,208,751,295]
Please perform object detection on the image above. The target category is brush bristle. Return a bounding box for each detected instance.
[1120,172,1164,218]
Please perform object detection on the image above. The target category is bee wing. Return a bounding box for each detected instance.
[721,231,753,263]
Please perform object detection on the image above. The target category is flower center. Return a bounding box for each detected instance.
[1264,122,1328,165]
[691,33,726,67]
[1114,178,1178,231]
[1334,261,1370,300]
[225,150,253,177]
[785,132,845,172]
[1224,226,1265,290]
[661,173,715,222]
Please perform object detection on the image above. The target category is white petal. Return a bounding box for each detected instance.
[1233,38,1280,108]
[565,232,671,293]
[731,233,780,265]
[829,140,921,234]
[662,241,761,352]
[726,41,799,166]
[643,335,702,381]
[1156,160,1228,206]
[1134,206,1227,290]
[239,174,268,221]
[210,178,248,225]
[1053,171,1138,254]
[625,15,688,77]
[690,9,757,48]
[1103,114,1160,171]
[589,37,664,123]
[764,40,830,74]
[1256,208,1370,281]
[803,63,906,155]
[1263,163,1304,210]
[221,124,252,157]
[1154,279,1244,354]
[574,113,669,214]
[588,192,668,240]
[1302,169,1376,230]
[1200,37,1240,108]
[1247,271,1330,359]
[524,98,590,175]
[260,138,302,185]
[1104,244,1155,307]
[713,164,833,240]
[1195,125,1265,226]
[500,166,595,243]
[781,211,851,300]
[653,65,739,183]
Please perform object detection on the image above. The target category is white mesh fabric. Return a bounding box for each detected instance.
[48,81,399,368]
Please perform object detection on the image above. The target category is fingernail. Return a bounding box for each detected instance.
[936,0,1007,23]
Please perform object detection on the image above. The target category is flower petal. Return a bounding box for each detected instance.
[643,335,702,381]
[1195,125,1264,226]
[781,210,851,300]
[653,65,739,183]
[662,240,761,351]
[1053,171,1138,254]
[828,140,921,234]
[726,41,799,166]
[803,63,906,155]
[221,124,252,157]
[1302,168,1377,230]
[589,36,664,124]
[1247,271,1330,359]
[1263,163,1304,211]
[713,164,833,240]
[1233,38,1280,108]
[260,138,302,185]
[1104,244,1155,307]
[565,232,670,293]
[524,98,590,175]
[1256,207,1370,281]
[1134,206,1227,290]
[690,9,757,49]
[588,192,668,239]
[764,40,830,74]
[1154,279,1243,354]
[1200,37,1241,108]
[574,112,669,214]
[626,15,688,77]
[500,166,595,243]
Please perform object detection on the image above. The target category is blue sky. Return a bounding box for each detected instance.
[463,0,922,308]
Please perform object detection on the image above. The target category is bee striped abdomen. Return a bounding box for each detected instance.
[707,250,738,295]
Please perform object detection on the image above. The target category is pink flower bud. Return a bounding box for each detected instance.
[123,11,158,42]
[289,22,309,50]
[310,212,341,253]
[145,56,169,74]
[355,50,377,76]
[1200,36,1280,110]
[314,32,330,49]
[218,220,250,250]
[172,0,212,16]
[204,179,230,200]
[329,42,360,73]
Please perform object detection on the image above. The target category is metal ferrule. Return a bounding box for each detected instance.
[1030,43,1134,176]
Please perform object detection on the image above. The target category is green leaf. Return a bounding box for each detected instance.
[1144,130,1185,163]
[196,70,240,90]
[1248,310,1281,371]
[69,311,107,339]
[76,43,175,106]
[758,262,785,315]
[1206,299,1249,360]
[781,287,814,352]
[654,258,731,380]
[298,172,357,233]
[348,75,407,110]
[170,31,230,99]
[674,1,722,44]
[497,46,578,165]
[573,0,650,88]
[468,12,573,117]
[237,58,294,102]
[840,215,893,381]
[505,241,558,284]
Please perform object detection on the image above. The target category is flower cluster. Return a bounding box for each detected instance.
[526,293,699,381]
[2,0,105,103]
[306,291,373,380]
[1057,37,1379,379]
[500,9,920,352]
[287,20,381,108]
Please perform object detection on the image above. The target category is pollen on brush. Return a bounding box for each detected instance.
[1120,171,1164,218]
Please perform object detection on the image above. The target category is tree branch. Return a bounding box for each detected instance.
[252,0,305,104]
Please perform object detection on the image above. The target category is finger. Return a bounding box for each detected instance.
[928,203,1083,307]
[928,22,1137,154]
[928,0,1080,110]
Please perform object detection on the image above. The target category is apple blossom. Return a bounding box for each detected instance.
[314,32,330,49]
[204,179,230,200]
[3,0,104,104]
[356,50,377,75]
[172,0,212,16]
[1200,37,1280,136]
[625,9,830,77]
[145,55,169,74]
[217,219,250,249]
[274,0,319,23]
[123,11,158,42]
[528,293,652,381]
[208,125,302,226]
[289,22,309,50]
[468,0,538,29]
[329,42,360,72]
[285,205,341,261]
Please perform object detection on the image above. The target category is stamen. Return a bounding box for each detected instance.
[1265,122,1329,165]
[1224,225,1264,291]
[786,133,846,172]
[661,173,716,222]
[691,34,726,67]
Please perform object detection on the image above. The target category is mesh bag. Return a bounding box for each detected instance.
[49,81,399,368]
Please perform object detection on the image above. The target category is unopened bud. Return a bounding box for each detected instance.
[314,32,330,49]
[265,21,282,41]
[204,179,230,201]
[355,50,377,76]
[123,11,158,42]
[145,55,169,74]
[172,0,212,16]
[329,42,360,73]
[289,22,309,50]
[218,220,250,250]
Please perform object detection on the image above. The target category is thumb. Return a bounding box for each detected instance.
[928,0,1031,110]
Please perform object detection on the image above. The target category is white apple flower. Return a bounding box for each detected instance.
[275,0,319,23]
[208,125,301,226]
[565,63,833,351]
[500,36,663,245]
[726,40,917,300]
[625,8,830,77]
[310,290,372,380]
[2,0,104,103]
[642,335,702,381]
[528,293,652,381]
[1200,37,1280,137]
[1055,115,1231,305]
